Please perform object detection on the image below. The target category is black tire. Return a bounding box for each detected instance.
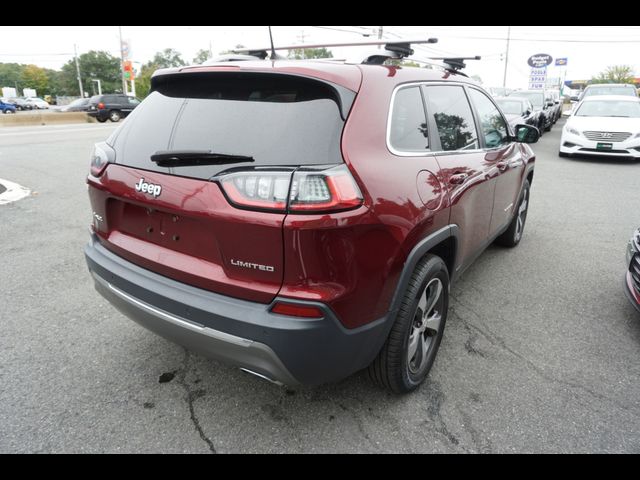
[96,118,108,123]
[558,151,569,158]
[367,254,449,394]
[544,122,552,132]
[496,179,531,248]
[109,110,121,122]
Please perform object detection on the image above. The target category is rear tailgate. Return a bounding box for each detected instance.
[88,68,356,304]
[89,166,285,303]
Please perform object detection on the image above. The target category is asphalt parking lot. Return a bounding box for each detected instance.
[1,120,639,453]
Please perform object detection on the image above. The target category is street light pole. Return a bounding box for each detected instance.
[92,79,102,95]
[503,25,511,88]
[118,26,127,94]
[74,44,84,98]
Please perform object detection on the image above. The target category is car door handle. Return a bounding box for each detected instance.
[497,162,508,172]
[449,173,469,185]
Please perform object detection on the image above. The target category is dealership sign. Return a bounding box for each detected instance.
[528,54,553,68]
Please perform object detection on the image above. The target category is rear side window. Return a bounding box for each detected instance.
[110,72,351,180]
[424,86,479,152]
[389,86,429,153]
[468,89,509,148]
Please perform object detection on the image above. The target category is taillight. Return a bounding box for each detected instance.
[89,142,115,177]
[220,171,292,212]
[97,102,105,109]
[289,165,363,213]
[218,165,363,214]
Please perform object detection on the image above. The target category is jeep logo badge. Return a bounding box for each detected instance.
[135,178,162,198]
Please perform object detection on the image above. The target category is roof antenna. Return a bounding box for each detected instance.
[268,26,277,60]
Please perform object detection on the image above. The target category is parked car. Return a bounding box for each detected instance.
[508,90,554,134]
[7,97,32,111]
[87,94,141,123]
[625,228,640,313]
[547,90,563,123]
[24,97,50,109]
[494,96,539,130]
[559,95,640,159]
[60,97,91,112]
[85,59,539,393]
[0,98,16,114]
[581,83,638,100]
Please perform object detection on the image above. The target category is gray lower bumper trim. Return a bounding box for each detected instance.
[92,272,298,385]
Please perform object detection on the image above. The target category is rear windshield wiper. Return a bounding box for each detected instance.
[151,150,254,167]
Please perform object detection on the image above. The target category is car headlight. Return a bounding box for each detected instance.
[565,126,581,136]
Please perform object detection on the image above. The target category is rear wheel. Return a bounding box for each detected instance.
[109,110,121,122]
[96,118,108,123]
[368,254,449,394]
[496,179,530,248]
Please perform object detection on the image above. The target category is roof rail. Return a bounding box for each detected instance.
[233,39,438,64]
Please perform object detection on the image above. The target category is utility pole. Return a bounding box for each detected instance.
[74,44,84,98]
[209,40,213,59]
[118,26,127,95]
[377,26,383,49]
[297,30,307,59]
[503,25,511,88]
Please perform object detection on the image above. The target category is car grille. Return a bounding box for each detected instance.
[583,131,632,142]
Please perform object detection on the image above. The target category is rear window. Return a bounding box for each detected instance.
[110,72,352,180]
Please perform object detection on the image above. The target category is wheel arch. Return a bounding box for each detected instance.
[388,225,459,315]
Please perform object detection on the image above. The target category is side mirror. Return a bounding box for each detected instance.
[525,109,532,116]
[546,101,555,108]
[514,124,540,144]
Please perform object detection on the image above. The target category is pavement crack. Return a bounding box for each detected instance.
[450,295,638,414]
[177,350,216,454]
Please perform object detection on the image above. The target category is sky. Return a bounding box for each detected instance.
[2,26,640,89]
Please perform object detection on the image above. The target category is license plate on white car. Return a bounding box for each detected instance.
[596,142,613,150]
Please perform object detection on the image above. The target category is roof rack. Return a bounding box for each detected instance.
[233,39,438,65]
[429,56,481,77]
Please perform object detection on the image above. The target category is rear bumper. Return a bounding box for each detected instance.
[85,235,390,386]
[87,111,107,121]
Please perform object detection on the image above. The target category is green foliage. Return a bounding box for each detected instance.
[21,65,49,94]
[134,63,158,99]
[193,49,212,64]
[149,48,186,69]
[288,48,333,60]
[0,63,25,91]
[590,65,635,84]
[59,50,121,96]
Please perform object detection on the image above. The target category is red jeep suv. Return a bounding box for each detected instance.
[85,56,539,393]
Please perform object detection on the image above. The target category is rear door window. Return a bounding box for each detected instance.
[423,85,479,151]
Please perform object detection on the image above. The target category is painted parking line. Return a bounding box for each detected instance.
[0,178,31,205]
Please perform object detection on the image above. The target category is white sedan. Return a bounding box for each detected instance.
[560,95,640,159]
[24,97,50,110]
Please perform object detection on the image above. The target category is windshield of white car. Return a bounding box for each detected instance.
[583,87,637,97]
[576,100,640,118]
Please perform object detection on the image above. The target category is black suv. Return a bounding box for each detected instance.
[88,94,141,123]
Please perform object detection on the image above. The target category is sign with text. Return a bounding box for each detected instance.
[529,67,547,90]
[555,58,568,67]
[528,54,553,68]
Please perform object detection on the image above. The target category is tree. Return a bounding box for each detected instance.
[149,48,186,69]
[591,65,635,84]
[133,63,158,100]
[0,63,25,92]
[60,50,121,96]
[21,65,49,95]
[288,48,333,60]
[193,49,212,64]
